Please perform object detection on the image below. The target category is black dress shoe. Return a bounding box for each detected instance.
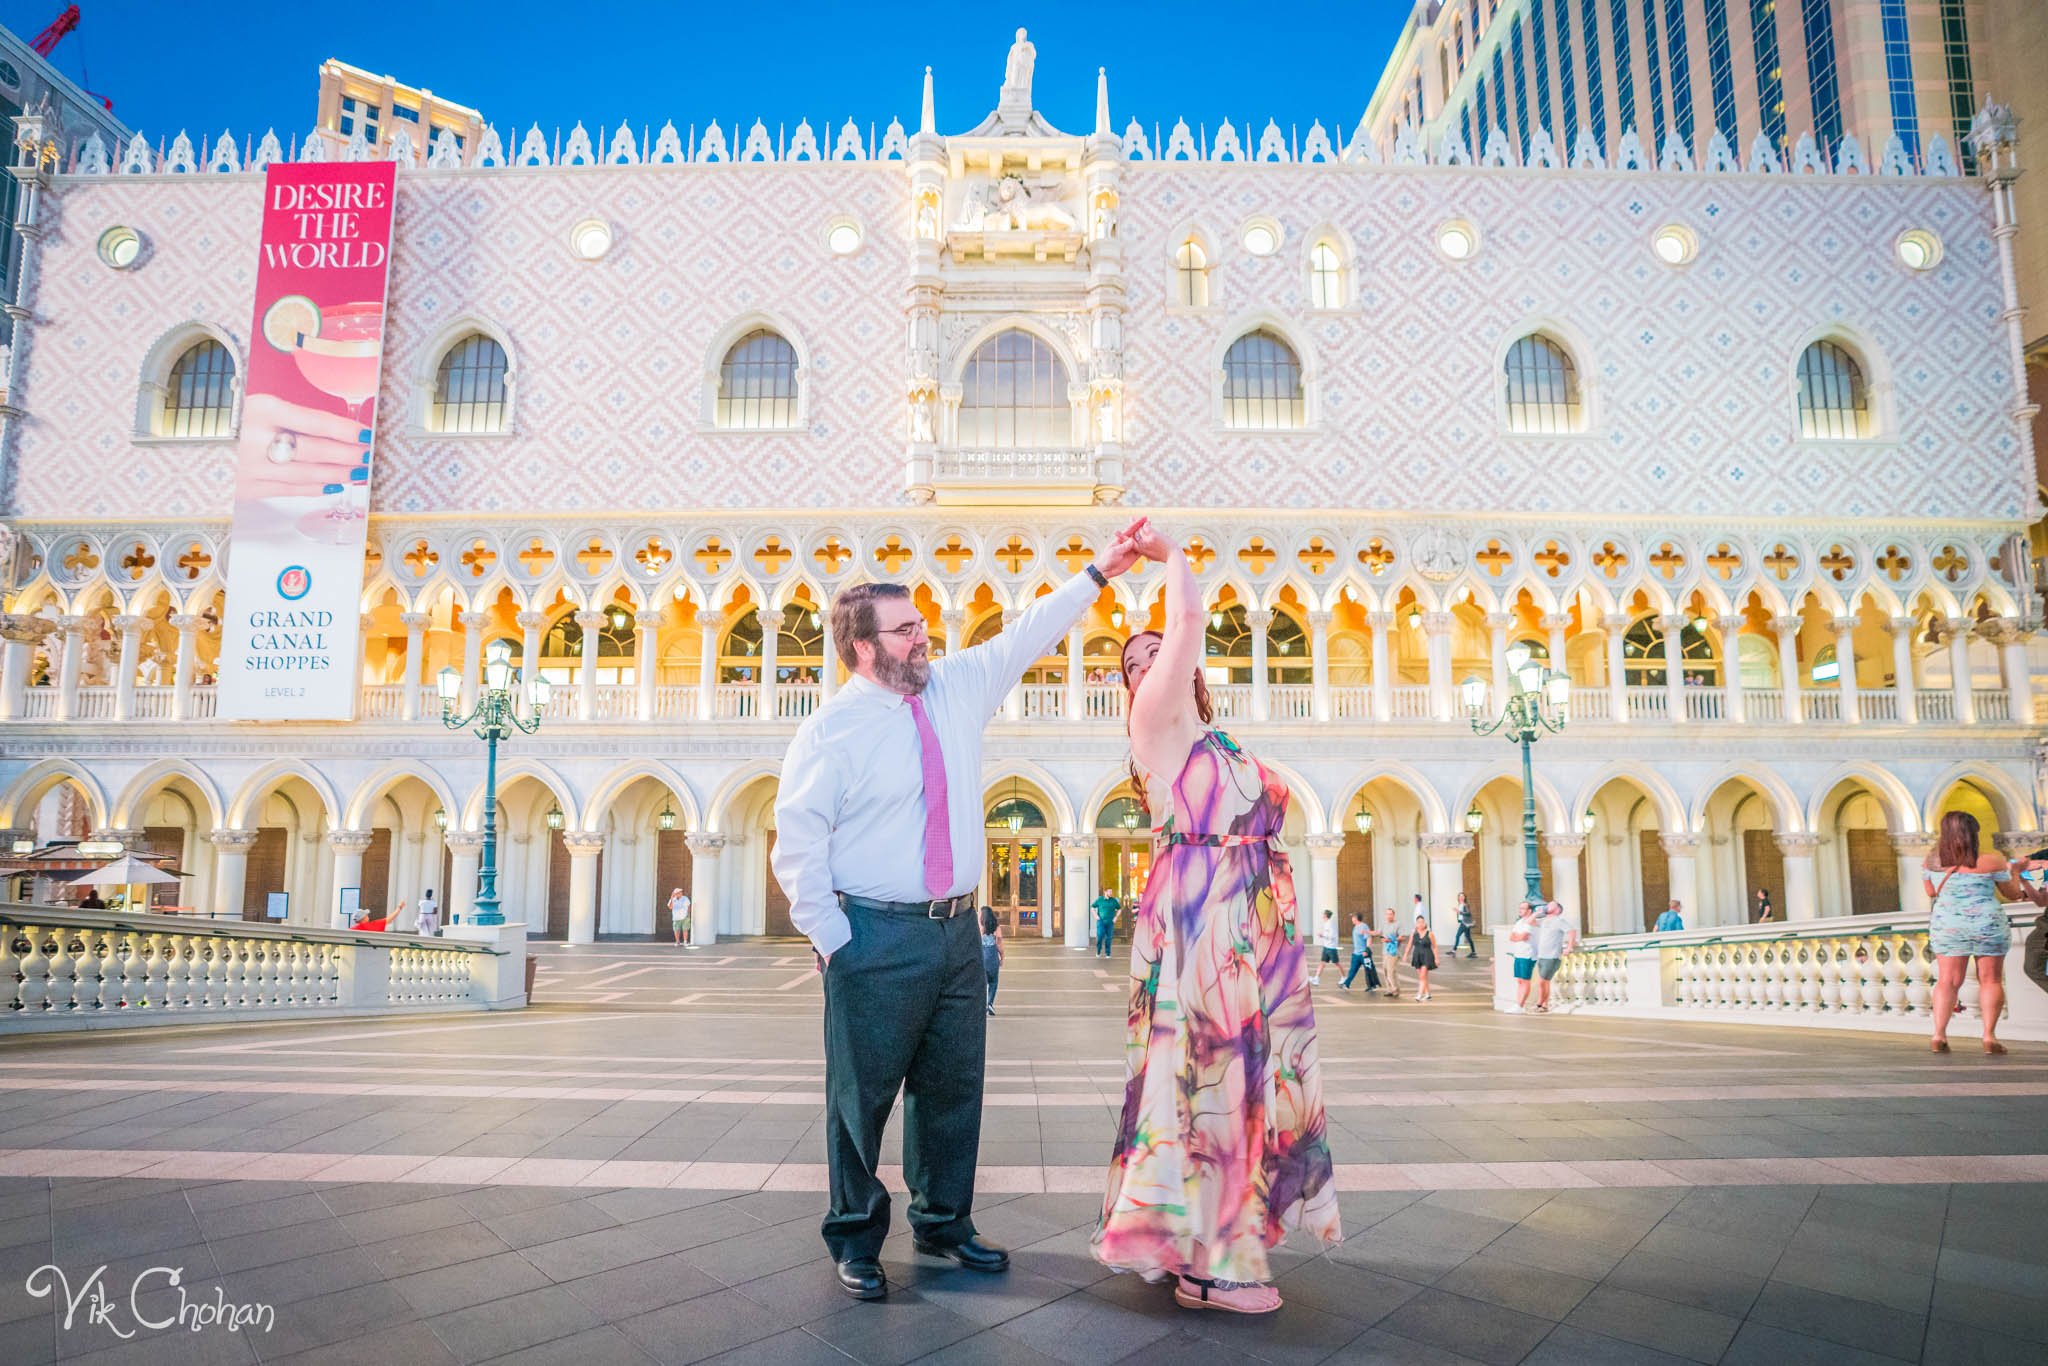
[835,1257,886,1299]
[912,1234,1009,1272]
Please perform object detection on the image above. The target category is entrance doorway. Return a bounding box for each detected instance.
[986,836,1049,933]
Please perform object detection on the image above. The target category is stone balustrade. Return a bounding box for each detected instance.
[1494,911,2048,1041]
[0,904,526,1032]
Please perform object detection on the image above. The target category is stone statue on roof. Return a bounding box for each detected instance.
[1000,29,1036,113]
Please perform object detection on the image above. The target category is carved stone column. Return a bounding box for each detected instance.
[756,605,780,720]
[575,610,605,721]
[443,830,485,923]
[685,832,726,945]
[1541,834,1586,932]
[516,610,546,707]
[1307,610,1332,722]
[1541,613,1570,680]
[1659,833,1701,927]
[110,615,147,720]
[1421,611,1455,722]
[457,610,489,712]
[1058,833,1095,948]
[1367,611,1394,723]
[1987,617,2033,725]
[1302,833,1346,939]
[1247,608,1273,721]
[1832,614,1861,723]
[1657,614,1687,723]
[327,829,376,928]
[399,611,431,721]
[695,608,721,720]
[1892,833,1936,915]
[1602,613,1629,724]
[1418,833,1474,941]
[1943,617,1976,724]
[1771,615,1804,724]
[0,613,53,719]
[54,614,89,721]
[207,829,260,920]
[561,832,607,944]
[635,609,662,721]
[1888,615,1919,725]
[1485,612,1513,708]
[1714,615,1747,723]
[1774,832,1821,921]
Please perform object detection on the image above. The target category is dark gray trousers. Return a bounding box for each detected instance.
[820,904,986,1261]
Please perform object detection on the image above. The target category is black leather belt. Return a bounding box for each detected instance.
[837,892,974,920]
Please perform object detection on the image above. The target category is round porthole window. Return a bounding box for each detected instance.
[1651,224,1698,266]
[1896,229,1942,272]
[569,218,613,261]
[1240,218,1280,257]
[1435,219,1477,261]
[97,226,141,270]
[825,218,864,256]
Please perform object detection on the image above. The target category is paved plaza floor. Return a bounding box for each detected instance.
[0,939,2045,1365]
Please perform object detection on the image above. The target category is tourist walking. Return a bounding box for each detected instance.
[1339,911,1379,991]
[773,517,1145,1301]
[668,887,692,946]
[1505,902,1538,1012]
[1091,521,1338,1315]
[1380,909,1404,997]
[1652,899,1683,932]
[1923,810,2024,1055]
[1753,886,1774,922]
[1451,892,1477,957]
[979,906,1004,1015]
[1533,902,1574,1012]
[2013,854,2048,998]
[1409,908,1439,1001]
[416,888,440,936]
[1312,909,1341,985]
[1093,888,1120,957]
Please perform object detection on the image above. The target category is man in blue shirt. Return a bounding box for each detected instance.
[1339,911,1379,991]
[1092,891,1121,957]
[1652,900,1684,932]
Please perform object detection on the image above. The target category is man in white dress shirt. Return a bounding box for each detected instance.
[774,520,1143,1301]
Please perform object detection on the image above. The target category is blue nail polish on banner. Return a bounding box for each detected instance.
[358,428,373,443]
[348,467,369,482]
[357,449,373,465]
[321,483,344,495]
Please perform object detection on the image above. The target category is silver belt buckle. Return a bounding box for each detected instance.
[927,897,953,919]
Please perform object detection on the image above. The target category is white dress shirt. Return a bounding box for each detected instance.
[772,571,1097,957]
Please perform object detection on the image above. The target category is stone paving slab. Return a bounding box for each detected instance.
[0,940,2044,1363]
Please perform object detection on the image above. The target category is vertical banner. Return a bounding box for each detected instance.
[218,161,397,720]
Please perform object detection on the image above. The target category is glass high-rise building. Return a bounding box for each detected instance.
[1363,0,1990,169]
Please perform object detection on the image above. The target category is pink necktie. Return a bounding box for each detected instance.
[907,695,954,898]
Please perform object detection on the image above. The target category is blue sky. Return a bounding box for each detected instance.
[7,2,1414,146]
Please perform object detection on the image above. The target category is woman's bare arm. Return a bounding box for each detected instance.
[1128,529,1205,779]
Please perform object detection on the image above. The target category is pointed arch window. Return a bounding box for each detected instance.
[1174,238,1211,308]
[1503,332,1583,433]
[158,340,237,438]
[720,602,826,683]
[1796,339,1870,440]
[959,330,1070,448]
[430,334,509,433]
[1222,331,1304,430]
[1203,604,1311,683]
[1308,240,1345,310]
[538,606,636,685]
[716,329,800,430]
[1622,614,1718,686]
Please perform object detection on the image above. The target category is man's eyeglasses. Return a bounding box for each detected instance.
[876,621,928,641]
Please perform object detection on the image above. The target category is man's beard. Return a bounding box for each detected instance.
[874,648,930,694]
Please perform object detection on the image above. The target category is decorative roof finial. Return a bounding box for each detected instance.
[920,66,935,136]
[1095,67,1111,136]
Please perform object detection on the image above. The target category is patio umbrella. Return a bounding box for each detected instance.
[74,855,184,909]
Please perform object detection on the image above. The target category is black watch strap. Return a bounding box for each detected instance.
[1085,564,1109,590]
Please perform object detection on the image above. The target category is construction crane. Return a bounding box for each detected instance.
[26,6,113,111]
[29,5,80,57]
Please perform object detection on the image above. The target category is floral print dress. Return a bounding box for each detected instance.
[1091,730,1341,1283]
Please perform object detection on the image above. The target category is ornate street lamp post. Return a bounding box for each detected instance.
[1462,645,1570,906]
[439,640,550,927]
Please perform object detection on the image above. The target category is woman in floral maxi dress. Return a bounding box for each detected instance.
[1090,521,1340,1314]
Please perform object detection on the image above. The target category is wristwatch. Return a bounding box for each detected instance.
[1085,564,1109,590]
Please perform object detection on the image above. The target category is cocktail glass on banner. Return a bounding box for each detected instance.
[285,300,385,423]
